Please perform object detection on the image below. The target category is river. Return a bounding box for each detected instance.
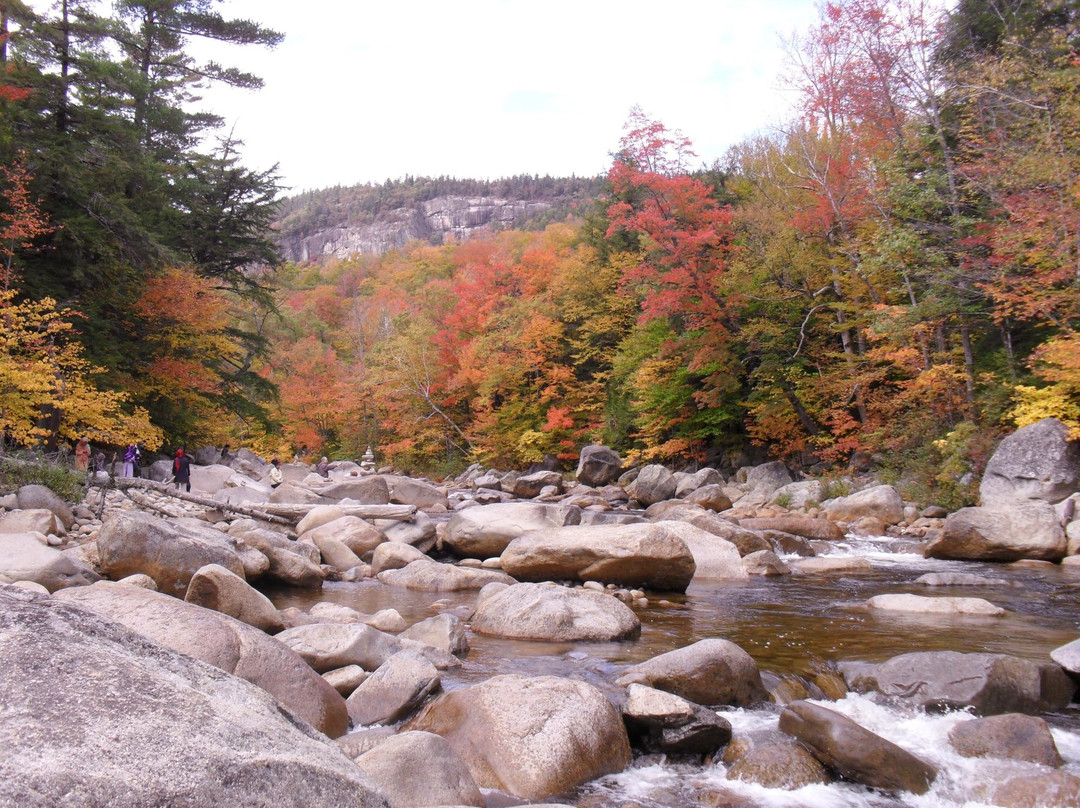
[268,534,1080,807]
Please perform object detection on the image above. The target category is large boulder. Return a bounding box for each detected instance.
[510,470,564,498]
[576,445,622,487]
[228,523,325,589]
[980,418,1080,508]
[823,484,904,525]
[16,484,75,529]
[400,613,469,657]
[865,593,1006,616]
[644,501,770,556]
[97,511,250,597]
[369,542,426,575]
[377,559,515,591]
[657,522,747,581]
[674,468,725,498]
[0,586,389,808]
[406,674,631,801]
[779,700,936,795]
[183,563,284,633]
[683,484,733,512]
[385,475,448,509]
[746,461,794,494]
[840,651,1075,715]
[305,532,362,572]
[1050,637,1080,679]
[321,476,390,504]
[54,581,348,738]
[0,532,99,591]
[444,501,581,559]
[627,464,677,506]
[738,516,844,541]
[303,516,385,559]
[470,582,641,642]
[614,638,768,707]
[345,649,441,727]
[621,683,732,755]
[501,522,696,592]
[926,503,1067,562]
[768,480,826,511]
[275,622,459,673]
[725,737,831,790]
[354,731,483,808]
[948,713,1063,767]
[0,509,65,537]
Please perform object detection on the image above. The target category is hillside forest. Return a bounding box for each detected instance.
[1,0,1079,509]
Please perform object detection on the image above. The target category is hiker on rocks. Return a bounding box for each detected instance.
[122,444,138,477]
[93,451,107,474]
[74,437,91,472]
[269,458,283,488]
[316,456,329,477]
[173,448,192,492]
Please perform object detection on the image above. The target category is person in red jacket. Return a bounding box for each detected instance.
[173,448,192,492]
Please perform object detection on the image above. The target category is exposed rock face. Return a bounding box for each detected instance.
[841,651,1075,715]
[0,586,389,808]
[615,638,768,707]
[279,194,568,263]
[948,713,1064,767]
[406,674,631,801]
[927,503,1067,562]
[980,417,1080,508]
[0,532,100,591]
[445,501,581,558]
[354,731,484,808]
[576,445,622,487]
[779,700,937,795]
[470,582,641,642]
[0,508,65,536]
[54,582,348,738]
[500,522,696,592]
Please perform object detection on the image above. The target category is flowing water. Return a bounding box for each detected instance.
[269,535,1080,808]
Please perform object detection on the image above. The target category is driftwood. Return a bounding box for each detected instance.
[92,476,416,526]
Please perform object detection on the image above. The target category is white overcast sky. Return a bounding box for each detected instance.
[189,0,826,194]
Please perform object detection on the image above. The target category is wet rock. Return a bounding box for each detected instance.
[788,556,873,574]
[346,649,440,727]
[615,638,768,707]
[841,651,1075,715]
[369,541,425,574]
[742,549,791,576]
[726,738,831,790]
[980,418,1080,508]
[621,683,732,755]
[55,581,348,738]
[0,586,388,808]
[576,445,623,487]
[866,593,1006,616]
[914,572,1017,587]
[823,484,904,525]
[502,522,696,592]
[354,731,483,807]
[16,485,75,529]
[400,613,469,657]
[444,501,581,558]
[470,581,641,642]
[627,464,678,506]
[377,558,515,591]
[778,700,936,794]
[0,532,99,591]
[738,516,844,541]
[184,563,283,632]
[764,530,816,556]
[948,713,1063,766]
[761,671,826,705]
[275,621,459,673]
[979,769,1080,808]
[927,503,1067,562]
[406,674,631,801]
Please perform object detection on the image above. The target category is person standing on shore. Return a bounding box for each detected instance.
[74,438,91,472]
[173,448,191,492]
[268,458,283,488]
[122,444,137,477]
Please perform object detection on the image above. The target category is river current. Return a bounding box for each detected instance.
[269,535,1080,808]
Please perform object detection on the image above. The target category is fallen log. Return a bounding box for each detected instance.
[257,502,417,521]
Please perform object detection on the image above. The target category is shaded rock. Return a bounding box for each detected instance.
[470,581,640,642]
[380,510,437,552]
[768,480,825,511]
[445,501,581,559]
[980,418,1080,508]
[746,461,793,494]
[228,524,324,589]
[307,532,363,572]
[322,476,391,504]
[683,484,732,512]
[764,530,816,556]
[511,470,564,498]
[385,475,448,509]
[823,485,904,525]
[742,549,791,576]
[627,464,677,506]
[16,484,75,529]
[184,563,283,632]
[54,581,348,738]
[738,516,844,541]
[621,683,732,755]
[355,731,483,808]
[674,468,725,498]
[0,586,388,808]
[948,713,1063,766]
[406,674,631,801]
[576,445,622,487]
[97,510,248,597]
[370,542,426,575]
[927,503,1066,562]
[779,700,936,795]
[0,532,99,591]
[726,739,831,790]
[866,593,1006,616]
[615,638,768,707]
[840,651,1075,715]
[377,558,515,591]
[346,649,440,727]
[400,613,469,657]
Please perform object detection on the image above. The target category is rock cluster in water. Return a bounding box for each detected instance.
[1,417,1080,806]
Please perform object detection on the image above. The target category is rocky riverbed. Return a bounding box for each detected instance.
[2,418,1080,807]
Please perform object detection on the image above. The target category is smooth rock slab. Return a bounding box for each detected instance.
[948,713,1063,767]
[980,417,1080,508]
[184,563,283,632]
[444,501,581,559]
[346,650,440,727]
[0,586,387,808]
[927,503,1067,562]
[0,532,99,591]
[779,700,936,795]
[355,731,483,808]
[470,582,641,642]
[377,558,515,591]
[615,638,768,707]
[276,622,460,673]
[866,593,1006,616]
[406,674,631,801]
